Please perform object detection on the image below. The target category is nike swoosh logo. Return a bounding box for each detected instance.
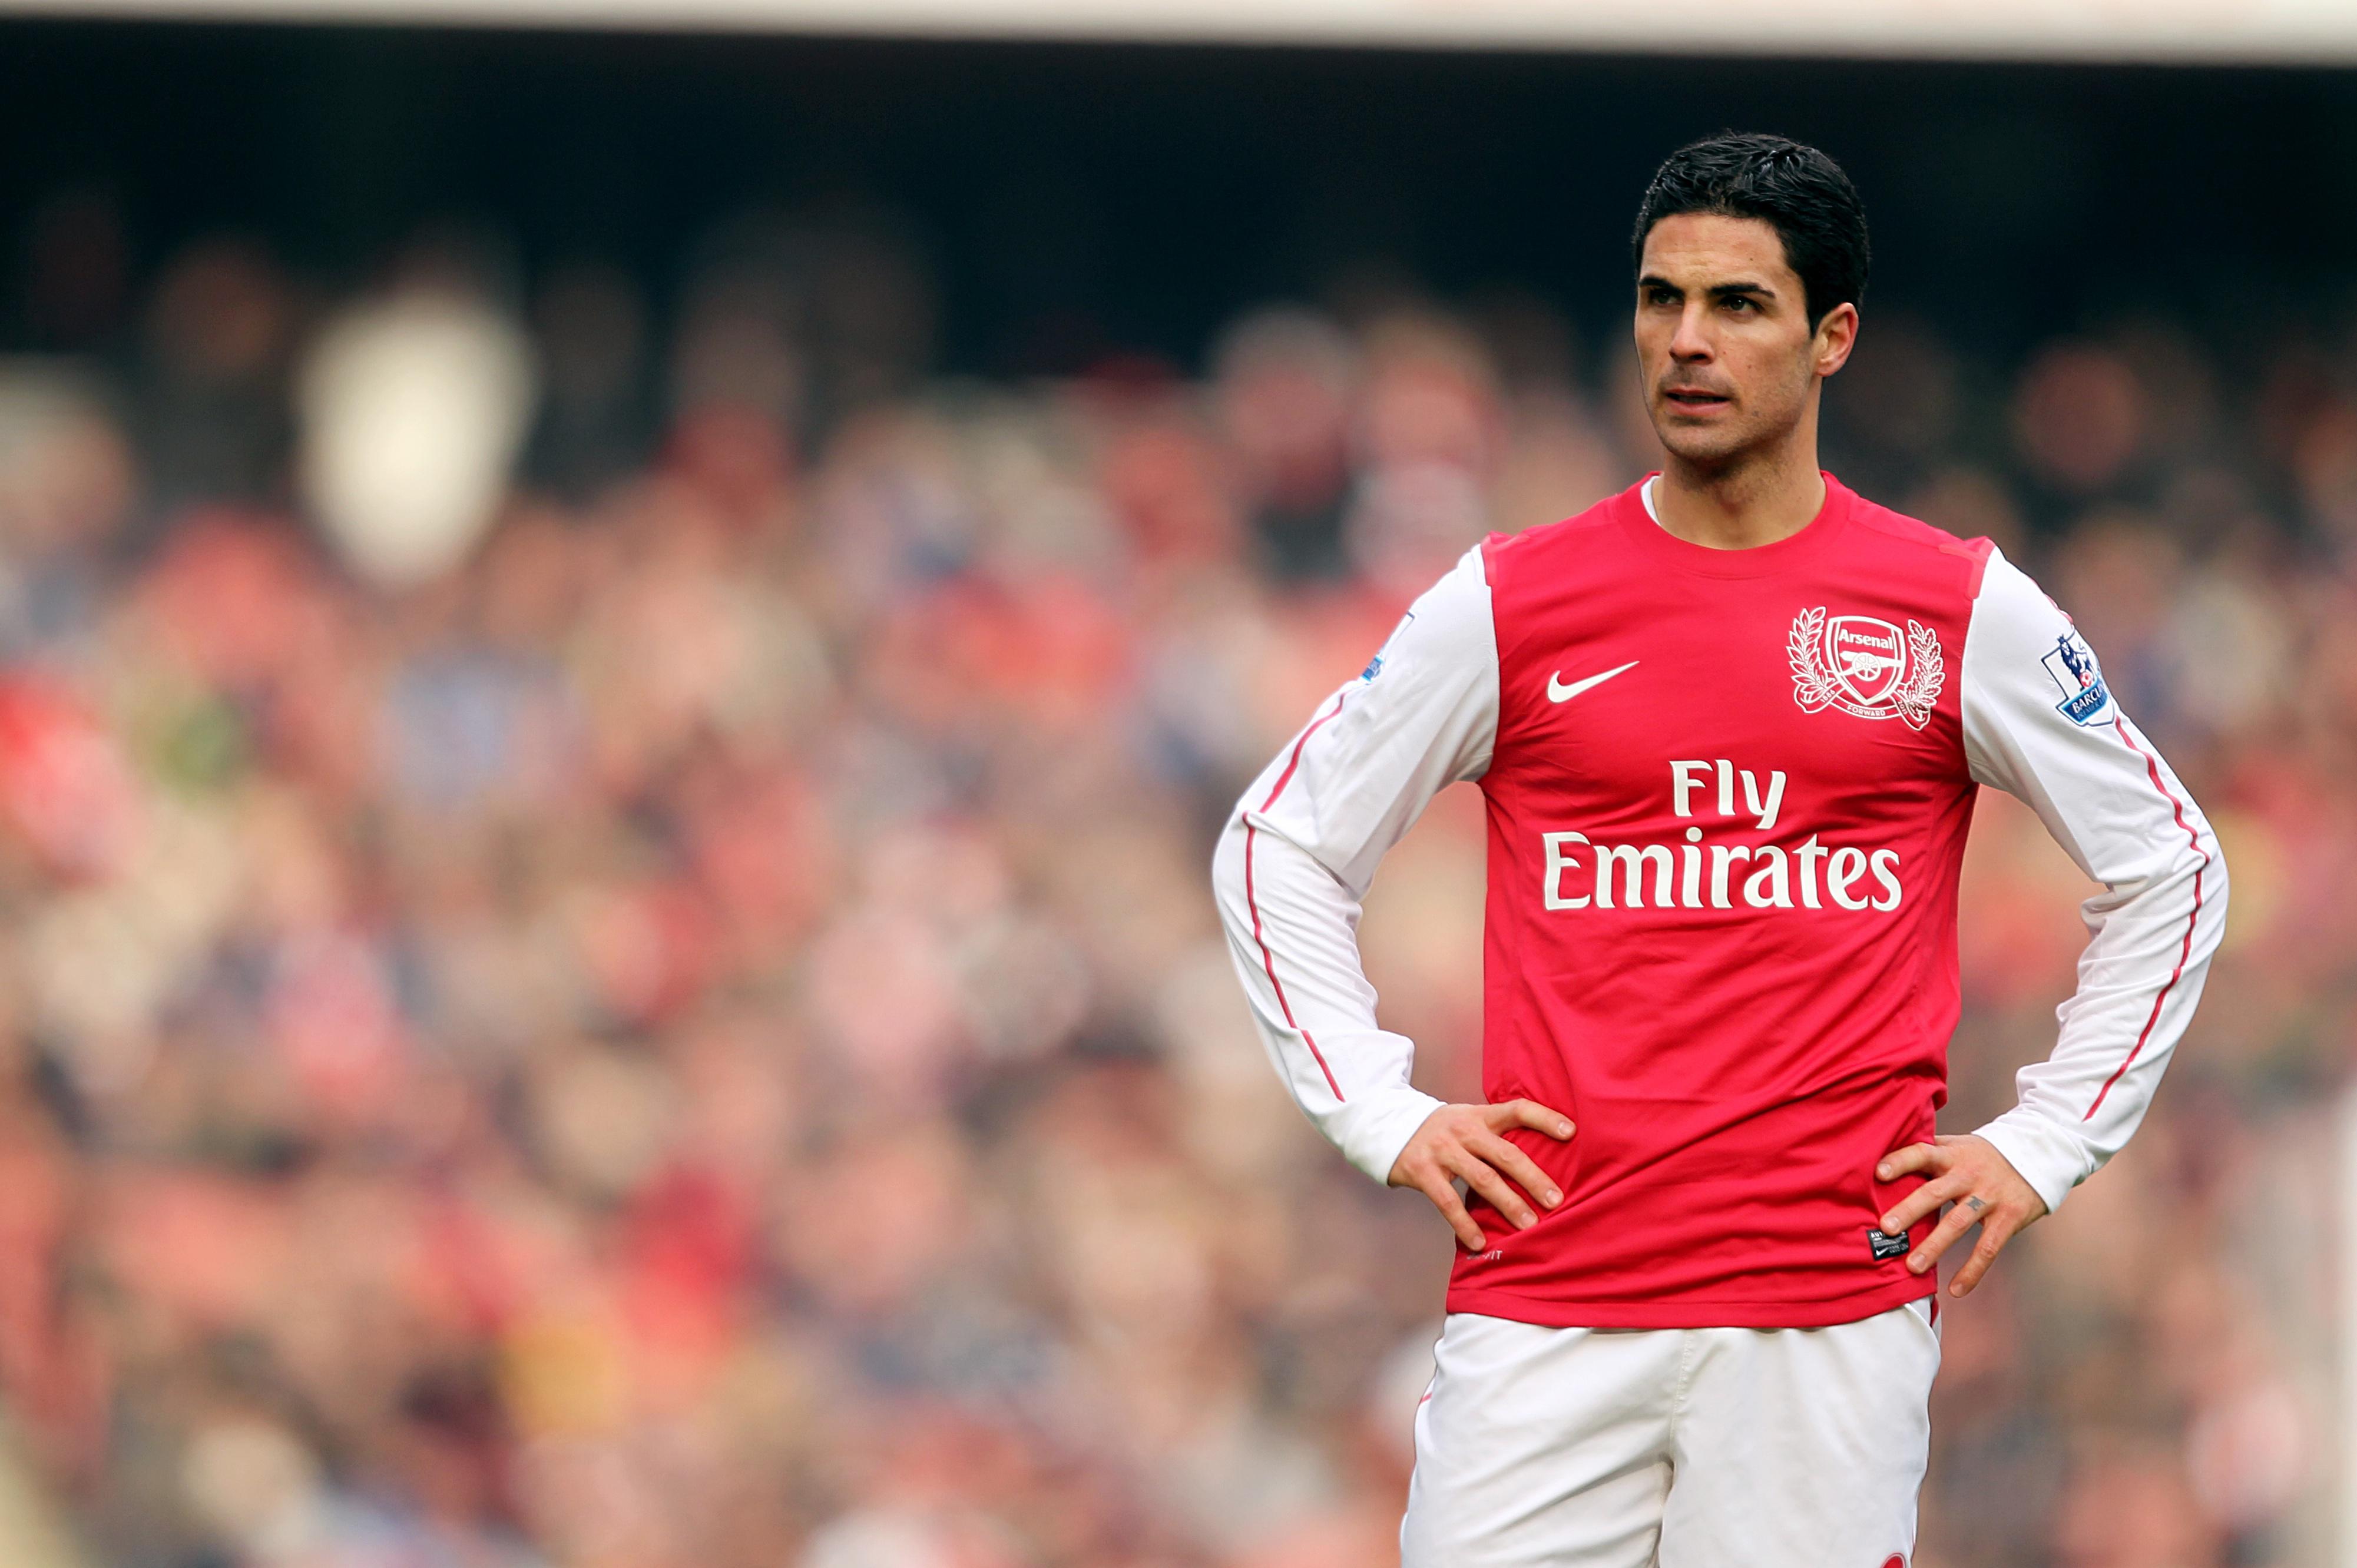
[1547,660,1639,703]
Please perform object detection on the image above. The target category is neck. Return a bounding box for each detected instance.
[1652,405,1826,551]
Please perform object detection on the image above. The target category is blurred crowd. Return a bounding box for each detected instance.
[0,194,2349,1568]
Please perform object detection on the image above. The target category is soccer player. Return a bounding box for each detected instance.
[1210,132,2225,1566]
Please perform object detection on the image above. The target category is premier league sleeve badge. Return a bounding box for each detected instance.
[2040,629,2114,725]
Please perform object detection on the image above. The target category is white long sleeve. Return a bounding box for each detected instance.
[1209,545,1500,1183]
[1961,548,2228,1215]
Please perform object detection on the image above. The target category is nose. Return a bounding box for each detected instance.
[1668,300,1713,363]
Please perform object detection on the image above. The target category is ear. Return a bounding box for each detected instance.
[1813,302,1859,378]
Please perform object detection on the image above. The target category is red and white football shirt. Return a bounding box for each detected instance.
[1213,473,2226,1329]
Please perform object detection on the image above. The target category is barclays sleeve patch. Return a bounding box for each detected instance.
[2041,629,2113,725]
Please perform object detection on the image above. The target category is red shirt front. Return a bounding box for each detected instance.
[1455,475,1987,1326]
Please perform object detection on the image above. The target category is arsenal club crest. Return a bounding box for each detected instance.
[1788,608,1945,730]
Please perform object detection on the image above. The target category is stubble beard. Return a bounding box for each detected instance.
[1650,370,1812,482]
[1653,405,1769,478]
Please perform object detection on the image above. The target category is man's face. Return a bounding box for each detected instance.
[1633,212,1855,469]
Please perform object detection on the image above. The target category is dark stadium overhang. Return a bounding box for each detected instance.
[0,0,2354,65]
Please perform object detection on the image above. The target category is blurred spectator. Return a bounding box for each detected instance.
[140,240,298,515]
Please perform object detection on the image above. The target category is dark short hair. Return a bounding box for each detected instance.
[1631,132,1869,328]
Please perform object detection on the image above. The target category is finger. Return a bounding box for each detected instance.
[1465,1132,1562,1211]
[1874,1142,1945,1183]
[1879,1171,1971,1237]
[1948,1209,2019,1297]
[1442,1147,1538,1230]
[1436,1146,1530,1228]
[1489,1099,1576,1141]
[1418,1175,1487,1252]
[1908,1194,1984,1276]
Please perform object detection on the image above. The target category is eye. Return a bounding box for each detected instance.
[1724,296,1755,313]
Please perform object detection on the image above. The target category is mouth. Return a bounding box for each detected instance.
[1661,387,1733,415]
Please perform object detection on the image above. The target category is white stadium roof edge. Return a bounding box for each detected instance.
[4,0,2357,64]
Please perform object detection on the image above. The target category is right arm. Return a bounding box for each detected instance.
[1209,543,1571,1247]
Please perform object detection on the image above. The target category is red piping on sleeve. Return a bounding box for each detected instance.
[2084,717,2211,1121]
[1243,691,1352,1102]
[1259,691,1348,813]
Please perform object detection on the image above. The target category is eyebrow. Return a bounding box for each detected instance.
[1637,274,1779,301]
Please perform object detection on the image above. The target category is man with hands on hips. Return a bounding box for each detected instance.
[1213,132,2223,1566]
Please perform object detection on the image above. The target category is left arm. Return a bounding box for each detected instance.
[1878,547,2229,1295]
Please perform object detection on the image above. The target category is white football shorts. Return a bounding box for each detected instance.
[1399,1299,1939,1568]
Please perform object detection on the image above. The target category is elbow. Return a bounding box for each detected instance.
[2199,837,2229,931]
[1209,802,1253,916]
[2154,819,2227,906]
